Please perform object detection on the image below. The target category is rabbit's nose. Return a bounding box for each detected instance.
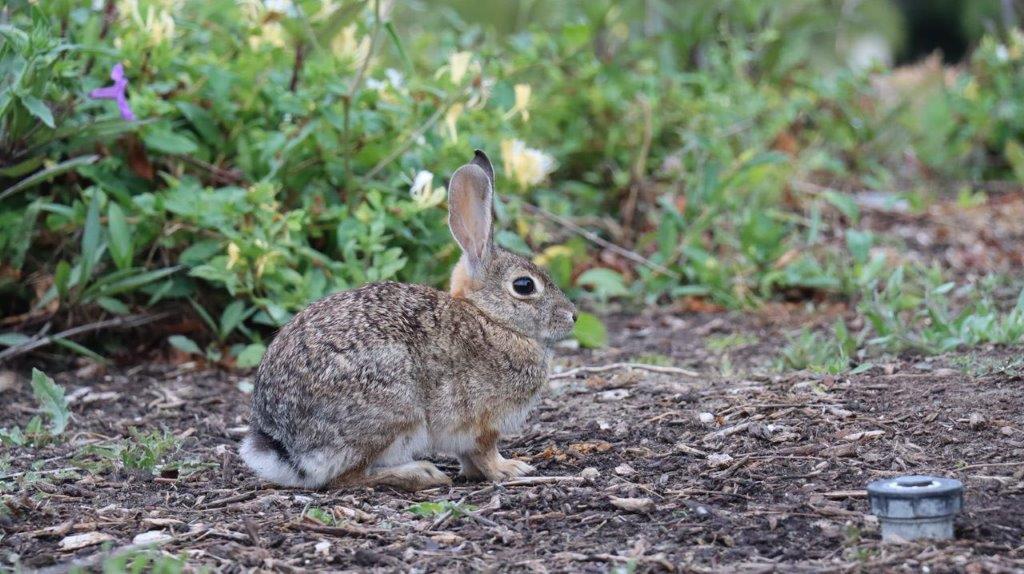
[571,311,578,323]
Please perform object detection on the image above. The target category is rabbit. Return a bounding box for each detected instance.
[240,150,577,491]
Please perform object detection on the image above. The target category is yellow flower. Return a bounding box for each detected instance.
[449,51,473,84]
[500,139,557,191]
[227,243,242,270]
[504,83,532,122]
[444,103,464,142]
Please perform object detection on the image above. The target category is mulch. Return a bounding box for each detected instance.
[2,309,1023,572]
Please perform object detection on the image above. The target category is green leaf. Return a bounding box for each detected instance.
[30,369,70,436]
[1006,140,1024,183]
[823,189,860,223]
[20,95,55,128]
[0,332,31,347]
[143,127,198,155]
[54,260,71,299]
[219,300,249,341]
[168,335,202,356]
[96,296,130,315]
[80,191,103,284]
[845,229,874,265]
[235,343,266,369]
[107,203,133,270]
[52,337,107,363]
[85,266,182,298]
[384,22,412,71]
[576,268,629,299]
[574,312,608,349]
[0,155,99,202]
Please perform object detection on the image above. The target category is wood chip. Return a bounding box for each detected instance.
[609,496,655,513]
[132,530,173,545]
[59,532,114,551]
[823,489,868,499]
[842,430,885,442]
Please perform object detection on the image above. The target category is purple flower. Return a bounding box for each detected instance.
[89,63,135,121]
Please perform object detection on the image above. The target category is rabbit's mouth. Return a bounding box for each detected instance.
[541,309,577,344]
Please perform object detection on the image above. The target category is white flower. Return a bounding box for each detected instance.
[264,0,291,14]
[409,170,445,208]
[410,170,433,198]
[385,68,405,88]
[995,44,1010,63]
[448,51,473,84]
[121,0,175,46]
[501,139,557,191]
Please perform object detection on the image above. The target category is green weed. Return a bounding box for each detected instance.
[407,500,478,519]
[0,369,69,447]
[79,430,180,474]
[706,333,757,352]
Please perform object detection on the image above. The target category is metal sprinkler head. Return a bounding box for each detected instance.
[867,475,963,542]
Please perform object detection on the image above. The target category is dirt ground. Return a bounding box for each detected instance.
[2,308,1023,573]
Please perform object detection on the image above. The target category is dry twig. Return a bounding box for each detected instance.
[550,362,698,380]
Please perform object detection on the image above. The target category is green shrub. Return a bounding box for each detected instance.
[1,1,1021,362]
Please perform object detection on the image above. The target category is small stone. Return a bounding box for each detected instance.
[597,389,629,402]
[0,371,19,393]
[314,540,331,556]
[580,467,600,481]
[706,453,734,468]
[698,412,715,426]
[614,463,636,476]
[969,413,986,430]
[1000,426,1015,436]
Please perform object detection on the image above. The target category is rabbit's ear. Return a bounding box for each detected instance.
[470,149,494,186]
[448,160,494,278]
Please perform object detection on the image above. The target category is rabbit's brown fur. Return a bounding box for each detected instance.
[241,151,576,490]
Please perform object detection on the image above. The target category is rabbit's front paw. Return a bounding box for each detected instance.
[484,456,534,481]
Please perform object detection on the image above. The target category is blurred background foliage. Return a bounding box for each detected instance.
[2,0,1024,367]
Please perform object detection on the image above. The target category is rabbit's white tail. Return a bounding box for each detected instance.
[239,429,357,489]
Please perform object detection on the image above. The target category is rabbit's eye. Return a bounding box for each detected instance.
[512,276,536,296]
